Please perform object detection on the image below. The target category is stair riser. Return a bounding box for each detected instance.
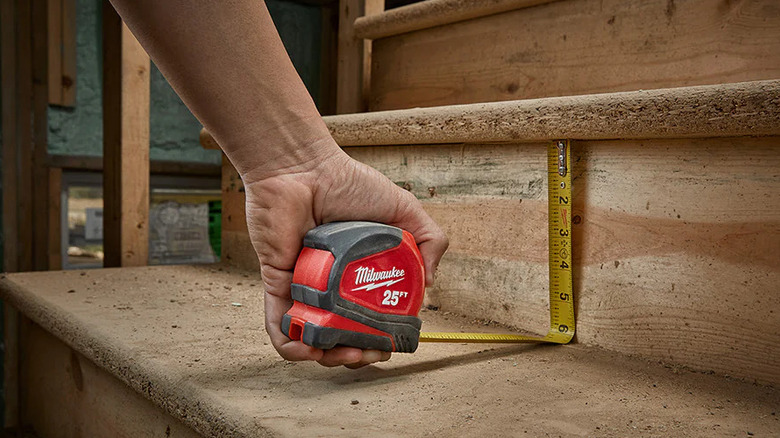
[370,0,780,110]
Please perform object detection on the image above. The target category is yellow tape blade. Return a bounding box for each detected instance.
[419,140,575,346]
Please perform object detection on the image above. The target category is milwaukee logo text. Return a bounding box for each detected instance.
[352,266,405,291]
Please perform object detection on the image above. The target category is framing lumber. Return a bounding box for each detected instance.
[47,154,221,177]
[32,0,50,271]
[46,0,61,105]
[369,0,780,110]
[60,0,76,106]
[336,0,366,114]
[354,0,560,39]
[47,168,62,271]
[102,5,150,268]
[16,0,34,273]
[201,80,780,148]
[1,0,19,273]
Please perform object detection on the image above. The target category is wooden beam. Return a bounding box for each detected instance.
[361,0,383,110]
[1,0,19,273]
[47,154,221,177]
[32,0,50,271]
[46,0,62,105]
[16,0,34,272]
[3,305,20,429]
[60,0,76,106]
[336,0,365,114]
[102,3,150,268]
[48,168,62,271]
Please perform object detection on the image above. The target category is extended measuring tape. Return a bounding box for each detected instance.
[419,140,575,345]
[282,141,574,352]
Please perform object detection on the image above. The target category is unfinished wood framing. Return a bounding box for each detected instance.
[32,0,50,271]
[47,168,62,271]
[21,320,200,437]
[201,80,780,148]
[102,5,150,268]
[1,0,19,273]
[368,0,780,110]
[354,0,560,39]
[336,0,366,113]
[16,0,35,273]
[47,0,76,106]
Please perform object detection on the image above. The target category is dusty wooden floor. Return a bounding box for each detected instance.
[3,265,778,437]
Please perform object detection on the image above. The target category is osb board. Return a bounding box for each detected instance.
[3,267,779,437]
[369,0,780,110]
[217,136,780,384]
[21,319,199,437]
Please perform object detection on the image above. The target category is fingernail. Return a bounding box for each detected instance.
[362,350,382,363]
[380,352,391,362]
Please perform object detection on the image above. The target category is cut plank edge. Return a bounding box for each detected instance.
[354,0,562,40]
[200,80,780,148]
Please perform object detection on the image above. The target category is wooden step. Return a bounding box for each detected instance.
[201,80,780,385]
[353,0,559,40]
[202,80,780,147]
[2,266,779,436]
[362,0,780,110]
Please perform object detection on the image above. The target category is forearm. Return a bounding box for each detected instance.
[108,0,339,181]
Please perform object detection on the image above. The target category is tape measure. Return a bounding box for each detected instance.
[282,141,574,352]
[419,140,575,345]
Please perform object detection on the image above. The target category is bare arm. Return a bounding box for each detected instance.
[109,0,448,368]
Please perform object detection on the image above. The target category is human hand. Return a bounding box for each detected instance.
[243,142,448,368]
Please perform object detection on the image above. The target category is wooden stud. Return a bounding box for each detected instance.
[16,0,34,273]
[361,0,384,111]
[32,0,50,271]
[48,168,62,270]
[46,0,61,105]
[60,0,76,106]
[1,0,19,273]
[102,3,150,268]
[336,0,365,114]
[3,305,20,429]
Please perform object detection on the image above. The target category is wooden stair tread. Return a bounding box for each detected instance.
[2,266,779,437]
[353,0,559,40]
[200,80,780,149]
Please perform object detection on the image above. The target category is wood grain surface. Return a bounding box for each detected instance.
[370,0,780,110]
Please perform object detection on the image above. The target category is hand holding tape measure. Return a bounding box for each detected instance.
[282,141,575,352]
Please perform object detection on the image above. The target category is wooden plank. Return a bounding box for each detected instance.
[343,136,780,384]
[354,0,560,39]
[47,154,221,177]
[3,305,20,429]
[102,4,150,268]
[32,0,49,271]
[16,0,34,272]
[336,0,365,114]
[201,80,780,148]
[47,168,62,270]
[221,156,257,270]
[369,0,780,110]
[1,0,19,273]
[361,0,384,110]
[21,321,201,437]
[46,0,61,105]
[60,0,76,106]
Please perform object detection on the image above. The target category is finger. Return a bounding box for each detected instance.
[417,232,449,286]
[260,264,293,298]
[276,341,324,362]
[343,350,392,369]
[317,346,364,367]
